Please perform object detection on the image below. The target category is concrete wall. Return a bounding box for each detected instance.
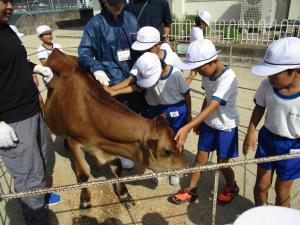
[167,0,240,20]
[288,0,300,20]
[169,0,300,21]
[13,9,93,35]
[185,0,240,21]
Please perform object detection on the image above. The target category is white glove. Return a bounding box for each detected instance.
[93,70,110,86]
[0,122,18,148]
[33,65,53,83]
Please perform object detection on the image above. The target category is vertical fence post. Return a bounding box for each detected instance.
[229,44,233,67]
[211,170,220,225]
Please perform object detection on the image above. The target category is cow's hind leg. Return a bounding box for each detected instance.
[67,137,92,209]
[110,158,135,209]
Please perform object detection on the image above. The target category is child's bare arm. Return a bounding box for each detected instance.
[184,91,192,123]
[106,84,141,96]
[109,77,135,91]
[174,99,220,149]
[186,99,219,130]
[186,69,197,85]
[243,105,265,155]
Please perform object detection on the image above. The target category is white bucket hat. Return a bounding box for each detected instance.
[36,25,52,36]
[233,206,300,225]
[135,52,162,88]
[198,10,212,27]
[10,25,24,37]
[160,43,181,66]
[131,26,160,51]
[177,39,219,70]
[252,37,300,76]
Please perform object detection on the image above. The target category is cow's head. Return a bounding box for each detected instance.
[144,116,188,171]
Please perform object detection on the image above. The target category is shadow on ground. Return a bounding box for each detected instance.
[72,212,169,225]
[72,216,124,225]
[5,199,59,225]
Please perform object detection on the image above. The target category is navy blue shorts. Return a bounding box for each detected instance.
[256,126,300,180]
[145,101,187,133]
[197,123,238,159]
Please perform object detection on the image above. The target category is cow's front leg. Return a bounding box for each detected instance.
[110,158,135,209]
[67,137,92,209]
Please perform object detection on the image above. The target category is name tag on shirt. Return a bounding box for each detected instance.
[117,49,131,62]
[290,149,300,154]
[170,111,179,118]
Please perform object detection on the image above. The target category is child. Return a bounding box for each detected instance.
[171,39,239,204]
[108,52,192,185]
[113,26,181,171]
[186,10,211,85]
[243,37,300,207]
[36,25,63,65]
[190,10,211,42]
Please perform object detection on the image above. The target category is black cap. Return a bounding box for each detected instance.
[107,0,126,6]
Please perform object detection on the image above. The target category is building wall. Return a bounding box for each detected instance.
[185,0,240,21]
[288,0,300,19]
[168,0,240,20]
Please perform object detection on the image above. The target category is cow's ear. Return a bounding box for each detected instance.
[154,115,169,130]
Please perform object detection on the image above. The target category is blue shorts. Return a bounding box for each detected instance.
[256,126,300,180]
[197,123,238,159]
[146,101,187,133]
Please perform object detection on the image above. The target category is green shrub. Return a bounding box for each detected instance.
[224,26,241,44]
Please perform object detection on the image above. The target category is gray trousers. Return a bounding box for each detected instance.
[0,112,49,225]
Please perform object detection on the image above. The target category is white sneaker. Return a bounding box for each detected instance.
[120,157,134,169]
[169,175,180,186]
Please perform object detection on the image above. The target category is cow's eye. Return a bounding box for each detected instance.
[164,149,173,156]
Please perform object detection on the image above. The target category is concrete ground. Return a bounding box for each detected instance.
[0,29,299,225]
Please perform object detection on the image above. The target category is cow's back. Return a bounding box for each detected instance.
[43,49,149,144]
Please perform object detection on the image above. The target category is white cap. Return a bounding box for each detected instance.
[160,43,181,66]
[252,37,300,76]
[135,52,162,88]
[177,39,219,70]
[131,26,160,51]
[233,206,300,225]
[198,10,212,27]
[10,25,24,37]
[36,25,52,36]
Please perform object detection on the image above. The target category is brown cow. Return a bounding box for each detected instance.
[43,49,187,209]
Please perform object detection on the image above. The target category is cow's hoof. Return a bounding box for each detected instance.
[123,200,135,209]
[80,201,92,209]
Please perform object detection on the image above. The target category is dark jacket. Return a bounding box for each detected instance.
[0,24,39,123]
[125,0,172,36]
[78,10,139,86]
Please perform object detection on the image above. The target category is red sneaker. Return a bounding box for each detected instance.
[172,188,198,204]
[217,182,239,204]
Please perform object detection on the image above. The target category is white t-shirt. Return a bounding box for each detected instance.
[202,66,239,130]
[254,79,300,139]
[189,27,204,42]
[36,43,63,60]
[145,67,190,106]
